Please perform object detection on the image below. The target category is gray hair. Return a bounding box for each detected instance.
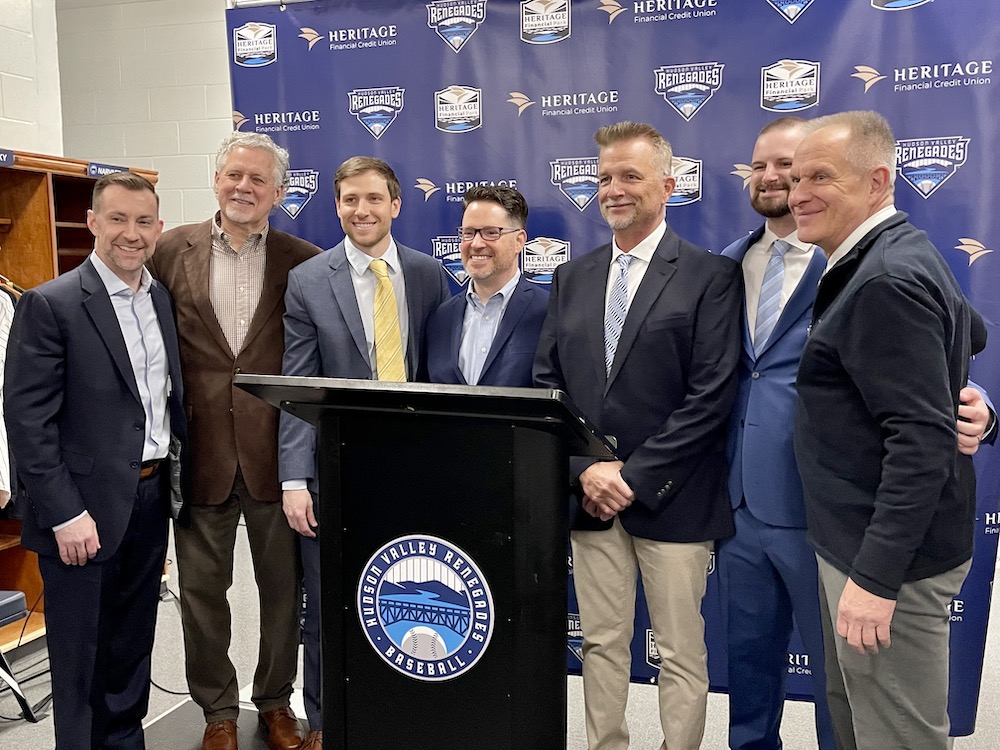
[215,131,290,187]
[805,110,897,186]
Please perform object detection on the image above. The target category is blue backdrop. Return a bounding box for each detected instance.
[226,0,1000,734]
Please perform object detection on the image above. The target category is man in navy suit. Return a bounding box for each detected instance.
[425,185,548,387]
[720,117,993,750]
[533,121,741,750]
[718,117,836,750]
[5,172,188,750]
[278,156,449,748]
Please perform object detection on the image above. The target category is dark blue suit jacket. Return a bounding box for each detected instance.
[424,275,549,387]
[278,240,450,489]
[5,259,188,560]
[533,225,742,542]
[722,228,825,529]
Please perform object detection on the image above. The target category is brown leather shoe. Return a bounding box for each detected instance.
[298,730,323,749]
[202,719,238,750]
[258,706,302,750]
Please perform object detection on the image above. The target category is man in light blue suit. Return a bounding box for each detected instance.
[278,156,449,749]
[719,118,993,750]
[424,185,548,388]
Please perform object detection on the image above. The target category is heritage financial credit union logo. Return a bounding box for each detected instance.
[298,23,398,52]
[598,0,720,24]
[852,60,993,94]
[357,535,494,681]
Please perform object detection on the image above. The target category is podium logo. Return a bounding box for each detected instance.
[279,170,319,220]
[668,156,702,206]
[357,535,495,682]
[872,0,932,9]
[895,136,969,199]
[348,87,405,140]
[427,0,487,52]
[765,0,816,23]
[646,628,661,669]
[435,85,482,133]
[567,612,584,663]
[521,0,571,45]
[432,235,470,286]
[761,59,820,112]
[522,237,571,285]
[550,157,599,211]
[654,62,725,122]
[233,22,277,68]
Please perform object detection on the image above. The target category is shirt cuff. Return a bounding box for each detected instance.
[282,479,308,491]
[53,510,89,532]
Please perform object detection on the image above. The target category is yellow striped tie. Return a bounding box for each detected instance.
[369,258,406,382]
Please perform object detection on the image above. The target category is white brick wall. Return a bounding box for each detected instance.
[56,0,233,228]
[0,0,63,154]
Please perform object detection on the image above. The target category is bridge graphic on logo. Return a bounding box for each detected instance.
[357,534,494,681]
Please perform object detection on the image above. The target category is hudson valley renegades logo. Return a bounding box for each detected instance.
[432,235,470,287]
[765,0,816,23]
[427,0,487,52]
[895,136,970,199]
[279,169,319,219]
[654,62,725,122]
[357,535,495,681]
[348,87,405,140]
[550,157,599,211]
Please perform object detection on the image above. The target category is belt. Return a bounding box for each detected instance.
[139,459,163,480]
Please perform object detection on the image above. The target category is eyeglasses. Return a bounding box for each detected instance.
[456,226,521,242]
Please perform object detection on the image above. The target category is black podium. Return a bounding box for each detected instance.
[236,375,614,750]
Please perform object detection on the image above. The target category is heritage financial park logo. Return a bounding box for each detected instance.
[765,0,816,22]
[550,157,599,211]
[521,0,571,45]
[435,85,482,133]
[522,237,571,285]
[427,0,487,52]
[668,156,702,206]
[357,535,495,681]
[895,136,969,199]
[233,22,276,68]
[279,169,319,220]
[654,62,725,121]
[348,87,405,140]
[872,0,933,9]
[431,235,470,287]
[761,59,820,112]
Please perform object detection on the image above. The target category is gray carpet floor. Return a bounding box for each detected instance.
[2,523,998,748]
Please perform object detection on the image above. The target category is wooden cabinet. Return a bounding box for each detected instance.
[0,150,158,652]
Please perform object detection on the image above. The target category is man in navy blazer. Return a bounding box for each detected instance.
[5,172,188,749]
[533,122,741,750]
[278,157,449,747]
[425,185,548,387]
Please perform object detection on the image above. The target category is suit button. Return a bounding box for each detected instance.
[130,460,139,469]
[656,490,665,499]
[751,371,760,379]
[134,423,142,431]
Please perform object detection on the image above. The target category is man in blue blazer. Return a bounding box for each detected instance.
[718,117,836,750]
[5,172,188,749]
[534,122,741,750]
[425,185,548,387]
[278,157,449,748]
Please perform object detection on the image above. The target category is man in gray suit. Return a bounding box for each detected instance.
[278,156,450,748]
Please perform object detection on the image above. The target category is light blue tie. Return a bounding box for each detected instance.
[605,253,634,375]
[754,239,791,356]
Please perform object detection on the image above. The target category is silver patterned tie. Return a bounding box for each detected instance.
[754,239,791,356]
[604,253,634,375]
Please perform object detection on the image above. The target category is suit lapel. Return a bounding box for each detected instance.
[80,263,141,405]
[151,281,186,432]
[241,231,287,353]
[480,277,530,380]
[726,230,762,362]
[180,231,233,359]
[754,246,824,359]
[583,247,613,388]
[606,234,678,392]
[328,246,370,370]
[446,295,468,384]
